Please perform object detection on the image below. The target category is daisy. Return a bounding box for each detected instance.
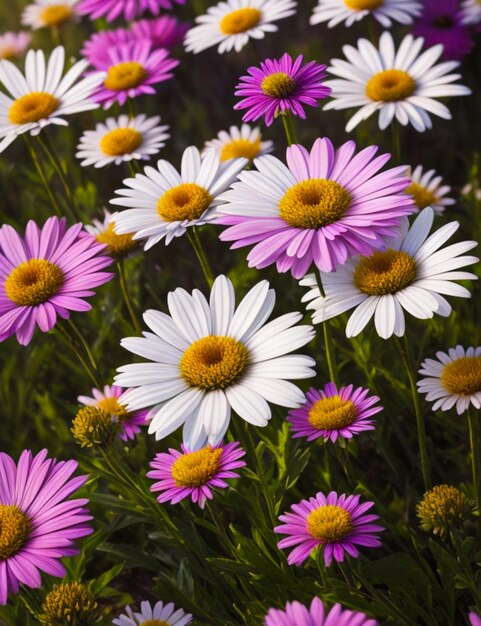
[406,164,454,214]
[234,53,331,127]
[0,32,31,60]
[113,600,192,626]
[110,146,248,249]
[417,345,481,415]
[21,0,79,30]
[265,597,378,626]
[0,448,93,605]
[460,0,481,24]
[301,207,478,339]
[0,46,104,153]
[287,382,381,443]
[76,114,169,168]
[310,0,421,28]
[324,31,471,133]
[85,209,138,258]
[78,0,185,22]
[131,17,190,49]
[81,28,134,67]
[147,441,246,508]
[115,275,315,450]
[78,384,148,441]
[0,216,113,346]
[275,491,383,566]
[215,137,415,278]
[203,124,273,162]
[184,0,297,54]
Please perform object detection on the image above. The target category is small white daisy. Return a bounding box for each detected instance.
[110,146,247,249]
[324,31,471,133]
[115,275,316,450]
[113,600,193,626]
[0,32,31,60]
[406,165,455,215]
[21,0,79,30]
[76,114,169,168]
[417,346,481,415]
[184,0,297,54]
[310,0,421,28]
[0,46,104,152]
[203,124,273,162]
[85,208,138,258]
[460,0,481,24]
[300,207,478,339]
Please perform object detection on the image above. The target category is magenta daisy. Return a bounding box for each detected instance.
[0,216,113,346]
[234,53,331,126]
[131,17,190,49]
[78,0,185,22]
[265,597,378,626]
[81,28,133,67]
[275,491,383,566]
[0,449,93,605]
[215,137,415,277]
[147,442,246,509]
[288,383,382,443]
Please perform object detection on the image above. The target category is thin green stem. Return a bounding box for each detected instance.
[24,135,62,218]
[187,226,215,289]
[467,407,481,520]
[314,266,337,383]
[281,111,298,146]
[56,323,100,387]
[66,318,99,374]
[117,259,142,334]
[391,120,401,164]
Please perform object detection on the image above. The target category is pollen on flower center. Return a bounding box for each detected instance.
[440,356,481,396]
[366,69,416,102]
[261,72,296,98]
[104,62,147,91]
[220,138,261,161]
[8,92,59,125]
[171,446,223,487]
[219,7,262,35]
[308,396,357,431]
[306,504,353,542]
[354,249,417,296]
[279,179,352,229]
[99,128,143,156]
[0,504,31,560]
[140,621,170,626]
[71,406,120,448]
[96,223,137,258]
[417,484,474,537]
[180,335,249,390]
[156,183,213,223]
[345,0,384,10]
[40,4,73,26]
[5,259,64,306]
[97,396,129,421]
[405,182,438,210]
[41,582,98,625]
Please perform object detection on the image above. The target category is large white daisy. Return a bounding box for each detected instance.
[406,164,455,215]
[310,0,421,28]
[300,207,478,339]
[21,0,79,30]
[460,0,481,24]
[203,124,273,162]
[110,146,247,249]
[0,46,105,152]
[184,0,297,54]
[324,31,471,133]
[115,275,316,450]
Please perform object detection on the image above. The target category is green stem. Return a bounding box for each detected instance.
[24,135,62,218]
[66,318,99,374]
[314,266,337,383]
[391,120,401,164]
[117,259,142,334]
[56,323,100,387]
[467,407,481,519]
[187,226,215,289]
[281,111,298,146]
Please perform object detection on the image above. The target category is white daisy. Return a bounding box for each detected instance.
[406,165,455,215]
[76,114,169,168]
[300,207,478,339]
[203,124,273,162]
[417,346,481,415]
[113,600,193,626]
[184,0,297,54]
[110,146,247,249]
[324,31,471,133]
[460,0,481,24]
[21,0,79,30]
[0,32,31,60]
[115,275,316,450]
[310,0,421,28]
[0,46,105,153]
[85,208,138,258]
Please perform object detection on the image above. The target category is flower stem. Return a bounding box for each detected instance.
[467,407,481,519]
[187,226,215,289]
[314,266,337,383]
[117,259,142,334]
[24,135,62,218]
[66,318,100,374]
[56,322,100,388]
[281,111,298,147]
[391,120,401,164]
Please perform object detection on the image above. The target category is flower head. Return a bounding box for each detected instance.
[460,0,481,24]
[265,597,378,626]
[22,0,79,30]
[406,165,454,214]
[81,28,133,67]
[85,209,138,258]
[131,16,190,49]
[310,0,421,28]
[72,406,120,447]
[0,32,31,60]
[78,0,185,22]
[203,124,273,162]
[417,484,475,537]
[113,600,192,626]
[40,582,102,625]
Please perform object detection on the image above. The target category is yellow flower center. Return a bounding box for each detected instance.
[140,621,170,626]
[345,0,384,10]
[417,484,474,537]
[171,446,223,487]
[366,69,416,102]
[405,182,438,210]
[261,72,296,98]
[96,222,137,258]
[104,62,147,92]
[440,357,481,396]
[308,396,357,431]
[99,128,143,157]
[41,582,99,625]
[157,183,213,222]
[306,504,353,542]
[8,92,59,125]
[220,138,261,162]
[219,7,261,34]
[0,505,31,560]
[40,3,73,27]
[180,335,249,391]
[279,179,352,229]
[354,249,417,296]
[0,47,17,60]
[97,396,129,421]
[5,259,64,306]
[71,406,119,448]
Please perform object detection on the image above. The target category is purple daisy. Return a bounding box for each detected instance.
[265,597,378,626]
[234,53,331,127]
[0,217,113,346]
[288,383,382,443]
[215,137,415,277]
[78,385,148,441]
[275,491,383,567]
[0,449,93,605]
[81,28,133,67]
[147,442,246,509]
[131,17,190,49]
[78,0,185,22]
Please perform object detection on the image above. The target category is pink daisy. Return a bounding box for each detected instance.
[78,0,185,22]
[131,17,190,49]
[0,449,93,605]
[234,53,331,126]
[78,385,148,441]
[215,137,415,278]
[147,442,246,509]
[288,382,382,443]
[0,217,113,346]
[81,27,133,67]
[265,597,378,626]
[275,491,383,567]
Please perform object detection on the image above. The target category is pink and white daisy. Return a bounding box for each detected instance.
[0,32,31,60]
[148,441,246,508]
[275,491,383,567]
[203,124,273,162]
[113,600,192,626]
[265,597,378,626]
[131,17,190,49]
[0,449,93,605]
[78,0,185,22]
[21,0,79,30]
[288,382,381,443]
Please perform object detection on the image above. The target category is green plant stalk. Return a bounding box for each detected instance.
[391,120,401,164]
[117,259,142,334]
[24,136,62,218]
[187,226,215,289]
[56,323,100,388]
[281,110,298,146]
[66,318,99,374]
[467,407,481,521]
[314,266,337,383]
